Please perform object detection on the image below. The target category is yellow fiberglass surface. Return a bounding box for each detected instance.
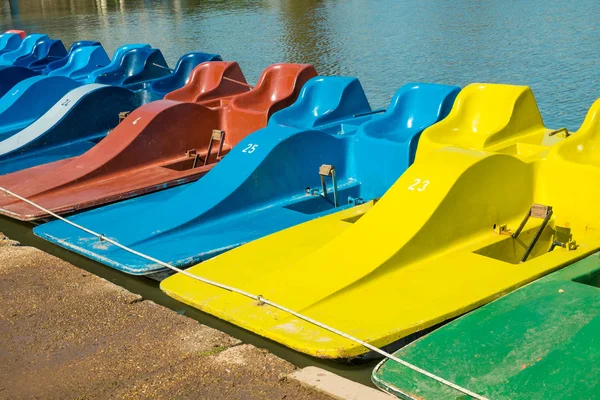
[160,83,600,360]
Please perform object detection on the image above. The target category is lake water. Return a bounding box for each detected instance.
[2,0,600,130]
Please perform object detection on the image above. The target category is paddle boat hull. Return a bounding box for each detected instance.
[0,75,81,143]
[0,84,139,174]
[33,77,459,278]
[1,62,316,221]
[157,83,600,361]
[371,252,600,399]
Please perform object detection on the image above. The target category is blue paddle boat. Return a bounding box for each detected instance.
[34,77,460,278]
[0,50,222,175]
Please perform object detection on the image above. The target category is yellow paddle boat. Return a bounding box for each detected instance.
[161,83,600,361]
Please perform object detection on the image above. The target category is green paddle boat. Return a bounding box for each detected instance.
[372,252,600,399]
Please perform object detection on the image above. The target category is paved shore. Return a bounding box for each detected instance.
[0,234,333,399]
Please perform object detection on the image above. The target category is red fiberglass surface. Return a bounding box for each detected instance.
[0,61,318,220]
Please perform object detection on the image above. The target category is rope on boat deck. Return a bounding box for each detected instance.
[0,186,489,400]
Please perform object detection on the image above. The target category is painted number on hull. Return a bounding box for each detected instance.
[408,178,429,192]
[242,144,258,153]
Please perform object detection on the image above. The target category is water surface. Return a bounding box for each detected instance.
[2,0,599,129]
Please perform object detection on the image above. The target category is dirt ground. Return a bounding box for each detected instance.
[0,234,331,400]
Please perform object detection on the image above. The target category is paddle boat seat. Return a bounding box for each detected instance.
[223,63,318,143]
[0,62,314,221]
[0,42,108,97]
[11,37,67,68]
[156,83,600,361]
[147,52,222,97]
[164,60,247,103]
[47,44,111,81]
[85,43,150,83]
[40,41,102,73]
[32,76,458,279]
[88,47,170,86]
[0,34,49,65]
[416,83,561,161]
[372,252,600,400]
[126,52,223,103]
[553,97,600,167]
[0,32,24,55]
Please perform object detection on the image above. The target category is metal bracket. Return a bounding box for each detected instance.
[513,204,553,262]
[319,164,338,207]
[118,111,131,123]
[548,127,570,138]
[205,130,226,166]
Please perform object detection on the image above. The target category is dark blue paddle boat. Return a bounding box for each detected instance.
[34,77,460,278]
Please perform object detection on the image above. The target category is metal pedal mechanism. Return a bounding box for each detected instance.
[204,129,226,166]
[512,204,553,262]
[305,164,339,207]
[319,164,338,207]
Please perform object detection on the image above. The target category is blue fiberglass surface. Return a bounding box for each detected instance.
[47,44,111,81]
[87,45,170,85]
[0,34,49,65]
[125,52,223,102]
[0,66,39,98]
[0,76,81,142]
[0,84,140,174]
[34,77,460,276]
[36,41,101,73]
[11,38,67,68]
[0,33,23,55]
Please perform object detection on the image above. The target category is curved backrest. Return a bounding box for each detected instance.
[43,41,101,73]
[90,47,169,85]
[417,83,547,157]
[0,34,49,65]
[360,83,460,141]
[551,98,600,167]
[270,76,371,129]
[164,61,250,103]
[358,83,460,165]
[5,30,26,39]
[222,63,318,146]
[0,33,22,54]
[12,38,67,67]
[229,63,317,115]
[149,52,222,95]
[47,45,111,80]
[86,43,150,83]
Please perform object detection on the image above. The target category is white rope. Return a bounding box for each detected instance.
[0,186,488,400]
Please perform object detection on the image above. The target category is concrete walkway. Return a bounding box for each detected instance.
[0,235,334,399]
